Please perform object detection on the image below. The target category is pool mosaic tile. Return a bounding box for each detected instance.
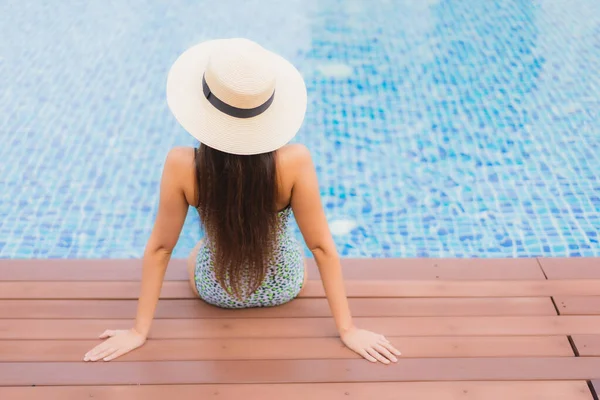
[0,0,599,258]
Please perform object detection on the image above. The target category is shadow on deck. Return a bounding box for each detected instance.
[0,257,599,399]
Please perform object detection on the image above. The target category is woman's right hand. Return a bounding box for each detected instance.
[341,327,401,364]
[83,328,146,362]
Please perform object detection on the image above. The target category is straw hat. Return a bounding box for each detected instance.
[166,38,307,155]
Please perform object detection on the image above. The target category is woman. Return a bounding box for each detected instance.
[84,38,400,364]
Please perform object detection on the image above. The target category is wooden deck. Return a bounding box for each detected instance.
[1,257,599,399]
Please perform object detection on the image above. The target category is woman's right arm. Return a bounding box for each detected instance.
[133,148,191,337]
[289,145,401,364]
[84,148,191,362]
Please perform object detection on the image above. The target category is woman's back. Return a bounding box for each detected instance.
[174,143,304,215]
[185,143,308,307]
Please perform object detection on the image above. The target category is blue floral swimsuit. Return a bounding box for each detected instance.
[194,206,305,308]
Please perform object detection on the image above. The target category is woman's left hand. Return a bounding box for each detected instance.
[84,328,146,362]
[341,326,401,364]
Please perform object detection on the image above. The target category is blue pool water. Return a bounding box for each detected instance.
[1,0,599,259]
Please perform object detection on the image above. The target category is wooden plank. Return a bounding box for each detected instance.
[0,257,546,281]
[591,381,600,400]
[554,297,600,315]
[2,316,599,339]
[571,335,600,356]
[0,381,593,400]
[0,297,558,319]
[2,279,600,299]
[0,336,574,362]
[2,358,600,386]
[538,257,600,279]
[299,280,600,298]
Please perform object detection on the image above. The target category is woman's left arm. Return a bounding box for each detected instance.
[84,148,191,362]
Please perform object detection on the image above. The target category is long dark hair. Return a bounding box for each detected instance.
[194,144,279,299]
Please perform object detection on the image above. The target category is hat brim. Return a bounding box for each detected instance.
[166,39,307,155]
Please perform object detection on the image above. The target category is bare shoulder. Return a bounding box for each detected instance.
[277,143,313,173]
[162,146,197,205]
[165,146,195,169]
[274,144,315,208]
[281,143,334,254]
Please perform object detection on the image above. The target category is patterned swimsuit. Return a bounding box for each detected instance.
[194,206,305,308]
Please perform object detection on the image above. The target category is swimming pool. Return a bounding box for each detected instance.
[1,0,599,258]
